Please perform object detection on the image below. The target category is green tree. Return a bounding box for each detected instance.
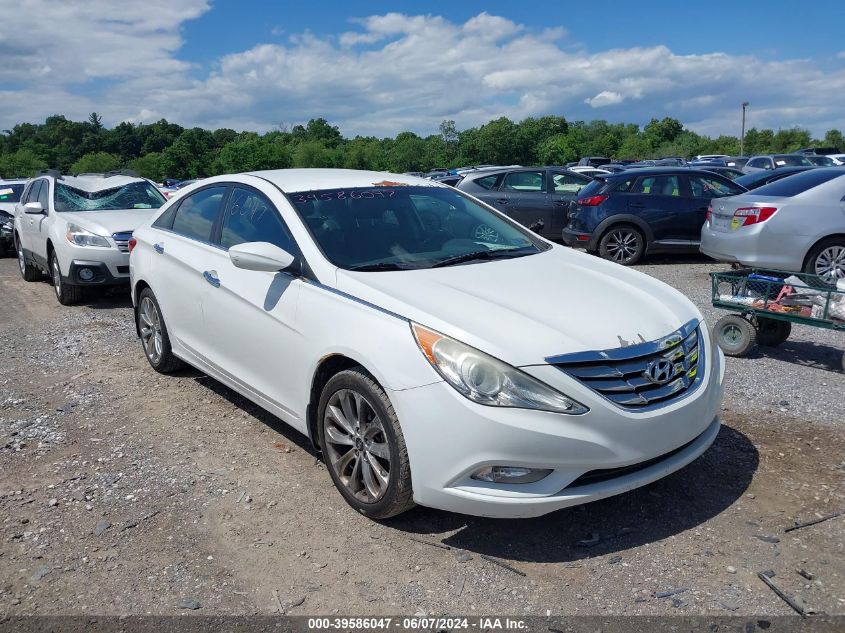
[129,152,164,182]
[292,141,334,168]
[159,128,217,179]
[70,151,122,175]
[823,129,845,150]
[0,148,47,177]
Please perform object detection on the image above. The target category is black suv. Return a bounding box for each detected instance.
[561,168,746,265]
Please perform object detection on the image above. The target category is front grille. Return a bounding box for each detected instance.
[112,231,133,253]
[546,320,702,409]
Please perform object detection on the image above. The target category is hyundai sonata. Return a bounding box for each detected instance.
[129,169,724,519]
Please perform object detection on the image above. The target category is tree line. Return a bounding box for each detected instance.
[1,112,843,182]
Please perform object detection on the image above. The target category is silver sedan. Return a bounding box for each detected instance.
[700,168,845,280]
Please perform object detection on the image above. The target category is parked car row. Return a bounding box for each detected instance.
[8,166,726,520]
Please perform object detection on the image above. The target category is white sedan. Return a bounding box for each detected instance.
[129,169,724,519]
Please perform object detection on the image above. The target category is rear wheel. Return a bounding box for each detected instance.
[318,368,414,519]
[598,225,645,265]
[51,252,82,305]
[137,288,184,373]
[715,314,756,357]
[804,237,845,281]
[756,318,791,347]
[16,235,41,281]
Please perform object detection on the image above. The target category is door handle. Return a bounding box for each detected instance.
[203,270,220,288]
[629,202,645,208]
[554,200,569,207]
[495,198,509,204]
[153,243,164,254]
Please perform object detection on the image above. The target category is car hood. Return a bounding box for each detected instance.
[61,209,159,236]
[335,247,702,367]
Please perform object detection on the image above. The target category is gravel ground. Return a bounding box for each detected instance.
[0,254,843,618]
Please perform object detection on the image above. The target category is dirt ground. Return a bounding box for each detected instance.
[1,257,844,617]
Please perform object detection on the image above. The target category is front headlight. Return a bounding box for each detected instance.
[66,223,110,248]
[411,323,588,414]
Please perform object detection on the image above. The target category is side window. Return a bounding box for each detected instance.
[152,200,179,230]
[689,176,743,198]
[747,158,762,168]
[552,172,588,194]
[170,186,227,243]
[632,176,680,196]
[37,180,50,211]
[474,174,502,190]
[26,180,42,206]
[501,171,545,193]
[220,187,296,253]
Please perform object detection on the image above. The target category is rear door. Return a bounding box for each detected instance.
[549,170,590,236]
[147,184,230,361]
[628,174,687,241]
[18,180,41,253]
[686,174,746,240]
[497,170,551,234]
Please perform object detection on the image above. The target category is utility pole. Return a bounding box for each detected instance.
[740,101,749,156]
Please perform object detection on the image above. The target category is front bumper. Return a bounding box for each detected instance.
[65,259,130,286]
[389,346,724,518]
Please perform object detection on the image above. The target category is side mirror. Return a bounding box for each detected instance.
[229,241,296,272]
[24,202,45,214]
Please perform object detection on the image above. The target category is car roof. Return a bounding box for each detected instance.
[244,168,437,192]
[603,167,722,178]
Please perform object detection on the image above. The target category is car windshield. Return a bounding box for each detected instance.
[0,183,25,202]
[55,181,166,212]
[288,185,545,270]
[772,155,812,167]
[750,169,844,197]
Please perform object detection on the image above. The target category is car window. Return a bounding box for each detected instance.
[37,180,50,211]
[473,174,502,190]
[632,175,681,196]
[751,170,845,197]
[0,183,25,203]
[170,186,227,243]
[748,158,763,168]
[24,180,42,205]
[551,172,588,194]
[689,176,744,198]
[220,187,296,252]
[501,171,545,193]
[289,185,543,270]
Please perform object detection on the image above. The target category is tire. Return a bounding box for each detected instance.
[137,287,184,373]
[803,237,845,281]
[756,317,791,347]
[318,367,414,519]
[715,314,757,357]
[15,235,41,282]
[598,225,645,265]
[50,251,82,305]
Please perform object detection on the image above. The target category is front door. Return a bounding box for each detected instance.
[200,185,304,423]
[498,170,551,235]
[549,171,590,237]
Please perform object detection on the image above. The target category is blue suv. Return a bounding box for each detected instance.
[561,168,746,265]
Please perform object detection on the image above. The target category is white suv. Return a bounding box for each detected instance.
[13,171,166,304]
[130,168,725,520]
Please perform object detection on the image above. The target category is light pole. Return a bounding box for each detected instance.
[740,101,749,156]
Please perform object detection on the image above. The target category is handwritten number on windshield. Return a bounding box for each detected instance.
[292,189,395,204]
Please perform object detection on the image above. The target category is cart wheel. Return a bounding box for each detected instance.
[715,314,757,357]
[756,318,791,347]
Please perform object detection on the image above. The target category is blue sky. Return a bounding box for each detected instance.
[2,1,844,138]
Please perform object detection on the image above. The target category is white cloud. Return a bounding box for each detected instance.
[585,91,625,108]
[1,9,844,138]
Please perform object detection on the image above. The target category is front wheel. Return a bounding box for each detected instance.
[50,252,82,305]
[715,314,756,357]
[598,226,645,265]
[318,368,414,519]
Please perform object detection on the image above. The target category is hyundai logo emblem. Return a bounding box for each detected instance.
[645,359,675,385]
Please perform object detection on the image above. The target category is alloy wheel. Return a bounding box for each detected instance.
[814,245,845,280]
[17,241,25,275]
[323,388,392,503]
[605,229,641,263]
[139,296,164,364]
[52,259,62,298]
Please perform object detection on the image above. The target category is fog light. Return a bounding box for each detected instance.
[78,267,94,281]
[471,466,552,484]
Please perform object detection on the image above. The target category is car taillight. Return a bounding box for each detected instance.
[733,206,778,226]
[128,237,137,253]
[705,203,712,223]
[576,194,608,206]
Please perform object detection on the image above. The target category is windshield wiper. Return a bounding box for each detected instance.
[431,247,536,268]
[348,262,419,272]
